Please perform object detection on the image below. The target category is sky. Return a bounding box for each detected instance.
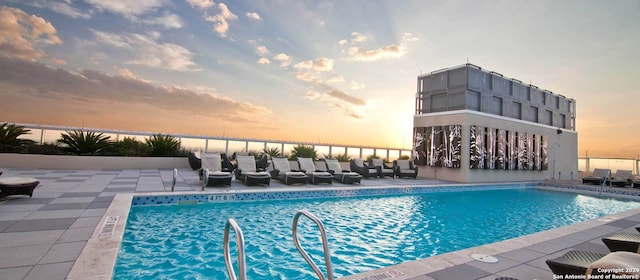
[0,0,638,158]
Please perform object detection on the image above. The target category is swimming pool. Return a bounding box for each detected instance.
[114,186,640,279]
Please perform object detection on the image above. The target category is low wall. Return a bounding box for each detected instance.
[0,153,190,170]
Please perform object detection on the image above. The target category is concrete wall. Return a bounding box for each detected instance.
[414,110,578,183]
[0,153,190,170]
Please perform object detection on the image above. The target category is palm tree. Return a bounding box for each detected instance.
[0,123,36,147]
[146,134,181,156]
[289,145,317,160]
[262,147,281,159]
[57,130,112,155]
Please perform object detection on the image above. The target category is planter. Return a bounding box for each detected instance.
[0,153,189,170]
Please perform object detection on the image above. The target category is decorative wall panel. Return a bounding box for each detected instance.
[496,129,506,170]
[443,125,461,168]
[413,127,427,166]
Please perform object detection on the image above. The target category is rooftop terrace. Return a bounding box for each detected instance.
[0,168,639,280]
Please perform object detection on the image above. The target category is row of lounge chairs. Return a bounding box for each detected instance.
[546,227,640,277]
[194,152,418,187]
[583,168,638,188]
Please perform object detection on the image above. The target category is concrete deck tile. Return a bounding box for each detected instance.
[39,203,90,211]
[58,227,94,242]
[0,204,44,212]
[0,211,32,222]
[606,218,639,229]
[69,216,101,229]
[0,221,17,232]
[25,209,85,220]
[81,208,106,217]
[0,198,54,205]
[467,257,521,274]
[497,248,546,263]
[427,264,490,280]
[0,230,65,247]
[50,197,95,204]
[495,264,553,279]
[39,241,87,264]
[23,261,74,280]
[0,244,51,268]
[407,275,436,280]
[59,192,102,198]
[86,201,111,209]
[0,266,31,280]
[4,218,77,232]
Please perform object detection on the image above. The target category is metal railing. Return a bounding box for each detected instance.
[292,210,334,280]
[7,122,412,161]
[223,218,246,280]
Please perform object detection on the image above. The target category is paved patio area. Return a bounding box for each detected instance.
[0,168,638,280]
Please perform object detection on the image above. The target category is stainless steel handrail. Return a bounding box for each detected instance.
[202,169,209,191]
[171,168,177,192]
[223,218,246,280]
[292,210,334,280]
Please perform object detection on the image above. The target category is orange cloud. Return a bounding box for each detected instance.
[0,6,62,60]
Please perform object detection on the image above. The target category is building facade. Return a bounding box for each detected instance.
[413,64,578,182]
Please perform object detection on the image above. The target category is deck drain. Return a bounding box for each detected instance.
[99,216,119,237]
[470,253,498,263]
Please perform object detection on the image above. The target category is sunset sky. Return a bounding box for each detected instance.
[0,0,638,158]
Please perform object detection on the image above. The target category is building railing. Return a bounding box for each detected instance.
[6,122,412,161]
[578,157,640,176]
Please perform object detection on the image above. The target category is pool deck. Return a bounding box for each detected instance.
[0,168,639,280]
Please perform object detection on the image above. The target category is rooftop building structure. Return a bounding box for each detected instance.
[413,64,578,183]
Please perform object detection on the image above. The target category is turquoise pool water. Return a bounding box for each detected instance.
[114,187,640,279]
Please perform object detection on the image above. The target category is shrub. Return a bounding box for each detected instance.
[324,153,351,162]
[112,137,152,157]
[289,145,317,160]
[146,134,181,156]
[398,155,411,160]
[57,130,112,155]
[26,143,66,155]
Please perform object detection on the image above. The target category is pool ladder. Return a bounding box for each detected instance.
[222,210,334,280]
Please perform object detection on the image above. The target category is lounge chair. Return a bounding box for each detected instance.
[324,159,362,184]
[370,158,395,178]
[601,232,640,253]
[582,168,611,185]
[270,157,307,185]
[393,160,418,178]
[200,153,233,187]
[234,155,271,186]
[188,152,201,170]
[634,175,640,189]
[546,249,640,276]
[350,159,379,179]
[610,170,633,187]
[298,157,333,185]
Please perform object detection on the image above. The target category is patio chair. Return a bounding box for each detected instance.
[370,158,395,178]
[234,155,271,186]
[350,159,380,179]
[546,250,640,276]
[634,175,640,189]
[582,168,611,185]
[324,159,362,184]
[200,153,233,187]
[601,232,640,253]
[610,170,633,187]
[393,160,418,178]
[270,157,307,185]
[297,157,333,185]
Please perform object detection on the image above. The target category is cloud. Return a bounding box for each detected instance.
[324,89,366,106]
[257,57,270,64]
[273,53,291,68]
[255,45,269,56]
[402,32,418,42]
[351,32,367,43]
[246,12,261,20]
[0,6,62,60]
[0,56,272,125]
[295,72,320,83]
[205,3,238,37]
[187,0,214,9]
[140,11,183,29]
[348,44,407,61]
[338,39,347,46]
[349,81,365,90]
[92,30,197,71]
[326,76,345,83]
[85,0,164,16]
[30,1,91,19]
[293,57,333,72]
[85,0,182,29]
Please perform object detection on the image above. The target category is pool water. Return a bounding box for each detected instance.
[114,188,640,279]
